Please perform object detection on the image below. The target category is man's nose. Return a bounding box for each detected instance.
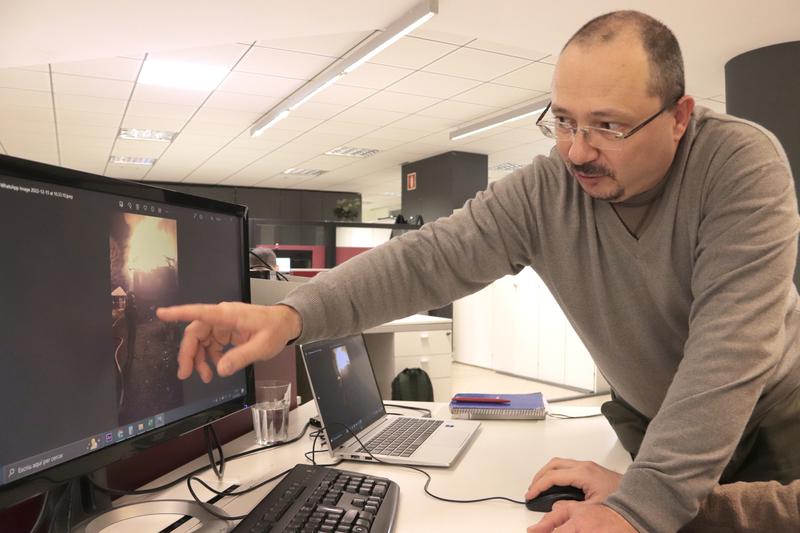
[567,130,599,166]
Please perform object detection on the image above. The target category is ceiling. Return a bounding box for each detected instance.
[1,0,798,219]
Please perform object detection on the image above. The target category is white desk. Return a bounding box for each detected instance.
[364,314,453,401]
[110,401,631,532]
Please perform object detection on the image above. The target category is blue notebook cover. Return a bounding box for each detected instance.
[449,392,546,420]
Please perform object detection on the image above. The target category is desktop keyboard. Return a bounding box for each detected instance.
[232,463,399,533]
[357,418,443,457]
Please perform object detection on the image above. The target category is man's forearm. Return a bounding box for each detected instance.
[681,480,800,532]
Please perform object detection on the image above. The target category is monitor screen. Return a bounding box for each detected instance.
[0,154,253,506]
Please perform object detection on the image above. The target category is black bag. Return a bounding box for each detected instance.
[391,367,434,401]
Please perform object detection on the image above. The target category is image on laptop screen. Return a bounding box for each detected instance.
[302,335,385,450]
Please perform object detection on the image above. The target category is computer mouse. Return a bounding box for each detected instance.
[525,485,585,512]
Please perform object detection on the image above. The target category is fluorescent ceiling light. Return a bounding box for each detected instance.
[118,128,176,142]
[109,155,157,166]
[449,97,551,141]
[250,0,438,137]
[251,110,290,137]
[325,146,381,158]
[282,168,327,176]
[139,59,228,91]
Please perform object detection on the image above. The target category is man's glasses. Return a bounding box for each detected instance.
[535,98,680,151]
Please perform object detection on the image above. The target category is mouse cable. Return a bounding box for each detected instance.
[546,412,604,420]
[325,421,525,506]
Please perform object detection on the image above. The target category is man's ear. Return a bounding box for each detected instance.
[672,95,695,142]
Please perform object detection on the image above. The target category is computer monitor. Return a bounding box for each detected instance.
[0,154,254,519]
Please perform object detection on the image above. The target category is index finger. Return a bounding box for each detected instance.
[157,304,240,329]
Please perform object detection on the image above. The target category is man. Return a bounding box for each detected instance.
[158,10,800,532]
[525,458,800,532]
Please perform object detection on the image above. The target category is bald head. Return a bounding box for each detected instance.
[563,10,684,106]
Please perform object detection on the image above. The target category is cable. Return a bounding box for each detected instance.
[89,421,311,497]
[327,422,525,506]
[546,412,603,420]
[382,403,432,418]
[204,425,225,481]
[249,250,289,281]
[186,468,293,521]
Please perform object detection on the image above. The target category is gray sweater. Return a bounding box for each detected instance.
[282,107,800,532]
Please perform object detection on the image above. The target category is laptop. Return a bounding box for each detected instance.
[300,334,480,467]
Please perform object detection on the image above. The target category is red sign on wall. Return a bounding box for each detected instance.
[407,172,417,191]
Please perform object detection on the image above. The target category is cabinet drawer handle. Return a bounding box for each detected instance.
[420,332,430,340]
[420,357,430,366]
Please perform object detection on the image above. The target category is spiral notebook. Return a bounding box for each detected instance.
[449,392,546,420]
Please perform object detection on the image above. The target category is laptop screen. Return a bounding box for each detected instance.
[301,335,386,450]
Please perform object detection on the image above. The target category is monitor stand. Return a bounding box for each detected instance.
[35,474,230,533]
[72,499,229,532]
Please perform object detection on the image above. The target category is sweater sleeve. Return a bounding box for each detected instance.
[604,124,800,531]
[280,159,553,343]
[681,480,800,532]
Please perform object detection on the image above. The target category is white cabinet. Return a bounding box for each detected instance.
[454,267,608,393]
[364,315,454,402]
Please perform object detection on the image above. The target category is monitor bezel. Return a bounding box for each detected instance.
[0,154,256,508]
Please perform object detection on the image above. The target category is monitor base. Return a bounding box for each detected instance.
[72,499,231,533]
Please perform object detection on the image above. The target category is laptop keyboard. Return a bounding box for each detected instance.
[357,418,443,457]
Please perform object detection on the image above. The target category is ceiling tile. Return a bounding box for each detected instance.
[3,119,55,136]
[142,161,191,182]
[390,114,453,132]
[289,101,347,121]
[105,164,151,180]
[235,126,298,144]
[416,99,500,120]
[204,90,281,113]
[51,57,142,81]
[310,84,376,106]
[312,120,376,137]
[334,106,406,126]
[338,63,413,90]
[0,68,51,91]
[452,83,543,107]
[60,135,114,152]
[17,65,50,73]
[365,125,429,142]
[290,131,357,151]
[347,135,405,151]
[218,71,304,98]
[236,47,334,80]
[466,40,549,61]
[226,136,285,154]
[148,43,250,67]
[131,84,211,106]
[168,132,230,150]
[124,101,196,123]
[0,104,54,123]
[256,31,371,57]
[265,114,324,132]
[369,36,458,70]
[59,109,121,127]
[213,145,271,162]
[302,154,357,171]
[55,94,127,115]
[121,114,187,132]
[58,122,118,139]
[388,71,481,99]
[179,119,247,138]
[52,73,133,99]
[358,91,441,114]
[424,48,531,82]
[0,87,52,108]
[492,61,554,92]
[61,157,106,175]
[191,106,261,126]
[111,138,170,158]
[406,30,473,46]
